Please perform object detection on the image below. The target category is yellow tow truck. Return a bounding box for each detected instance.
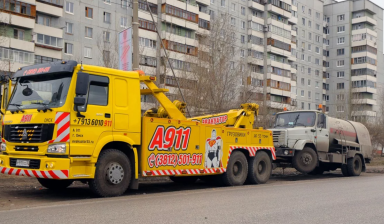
[0,61,275,197]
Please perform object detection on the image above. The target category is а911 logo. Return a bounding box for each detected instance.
[149,126,191,151]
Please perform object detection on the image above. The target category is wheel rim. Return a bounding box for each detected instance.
[301,153,313,166]
[256,160,267,175]
[233,161,243,176]
[106,162,124,185]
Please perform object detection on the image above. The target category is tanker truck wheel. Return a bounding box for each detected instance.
[341,164,349,177]
[170,176,198,184]
[347,155,362,176]
[292,147,318,174]
[37,179,74,190]
[89,149,132,197]
[247,151,272,184]
[221,151,248,186]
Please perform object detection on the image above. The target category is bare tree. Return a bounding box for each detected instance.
[96,29,119,69]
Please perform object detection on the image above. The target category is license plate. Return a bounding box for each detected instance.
[16,159,30,167]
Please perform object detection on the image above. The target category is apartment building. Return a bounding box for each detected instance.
[323,0,383,121]
[0,0,64,73]
[294,0,325,111]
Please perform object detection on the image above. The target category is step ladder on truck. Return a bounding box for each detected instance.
[0,61,275,197]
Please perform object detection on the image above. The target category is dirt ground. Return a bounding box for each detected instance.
[1,158,384,211]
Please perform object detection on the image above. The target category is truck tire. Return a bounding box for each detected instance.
[89,149,132,197]
[347,155,362,176]
[37,179,73,190]
[247,151,271,184]
[170,176,198,184]
[292,147,318,174]
[341,164,349,177]
[221,151,248,186]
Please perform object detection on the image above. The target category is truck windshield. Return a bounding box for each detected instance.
[8,73,72,111]
[274,112,316,128]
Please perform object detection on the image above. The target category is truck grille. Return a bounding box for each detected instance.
[14,146,39,152]
[10,158,41,169]
[4,124,55,143]
[273,131,286,144]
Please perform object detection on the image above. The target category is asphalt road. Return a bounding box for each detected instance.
[0,174,383,224]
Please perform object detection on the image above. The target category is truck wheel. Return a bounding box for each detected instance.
[221,151,248,186]
[170,176,198,184]
[89,149,132,197]
[347,155,362,176]
[247,151,271,184]
[37,179,73,190]
[341,164,349,177]
[292,147,318,174]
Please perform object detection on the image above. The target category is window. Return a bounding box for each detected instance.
[315,47,320,54]
[337,106,344,112]
[337,26,345,33]
[316,35,320,42]
[231,17,235,25]
[65,1,74,14]
[36,14,51,26]
[316,12,320,19]
[240,49,245,57]
[65,22,73,34]
[241,6,245,15]
[121,16,128,27]
[121,0,128,7]
[308,79,311,86]
[337,83,344,89]
[315,58,320,65]
[308,9,311,15]
[37,34,63,48]
[85,7,93,18]
[104,12,111,23]
[302,18,305,25]
[64,43,73,54]
[337,14,345,21]
[241,35,245,44]
[337,71,344,77]
[84,47,92,58]
[85,27,93,38]
[337,94,345,100]
[86,81,109,106]
[308,20,311,28]
[308,44,311,51]
[323,27,329,34]
[13,29,24,40]
[241,21,245,29]
[301,102,304,109]
[302,5,305,13]
[301,78,305,85]
[337,48,344,56]
[324,95,329,101]
[308,32,312,40]
[230,61,235,69]
[301,90,305,97]
[231,3,235,11]
[104,0,111,4]
[221,0,225,7]
[337,60,344,67]
[302,30,305,38]
[308,56,311,63]
[301,54,305,60]
[315,70,320,77]
[139,37,156,48]
[316,24,320,30]
[103,31,110,42]
[315,81,319,88]
[308,68,311,75]
[337,37,345,44]
[308,91,311,99]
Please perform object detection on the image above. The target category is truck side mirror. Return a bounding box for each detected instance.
[76,72,89,96]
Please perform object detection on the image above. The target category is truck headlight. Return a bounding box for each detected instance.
[0,143,6,152]
[47,144,67,153]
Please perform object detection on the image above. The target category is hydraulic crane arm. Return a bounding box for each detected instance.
[189,103,259,129]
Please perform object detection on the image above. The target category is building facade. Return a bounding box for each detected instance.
[324,0,383,121]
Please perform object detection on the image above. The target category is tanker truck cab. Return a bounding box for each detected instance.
[270,108,372,176]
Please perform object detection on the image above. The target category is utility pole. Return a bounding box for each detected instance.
[132,0,139,70]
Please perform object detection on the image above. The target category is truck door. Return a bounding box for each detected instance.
[70,74,113,155]
[316,113,329,152]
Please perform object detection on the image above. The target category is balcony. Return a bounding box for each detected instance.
[352,16,377,26]
[351,111,376,117]
[34,24,63,39]
[351,39,377,48]
[196,0,210,6]
[36,1,63,17]
[352,28,377,37]
[266,4,291,18]
[288,17,298,25]
[351,99,376,105]
[249,14,264,25]
[352,87,376,94]
[351,63,376,71]
[0,12,35,29]
[0,37,35,52]
[247,56,264,66]
[248,0,264,12]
